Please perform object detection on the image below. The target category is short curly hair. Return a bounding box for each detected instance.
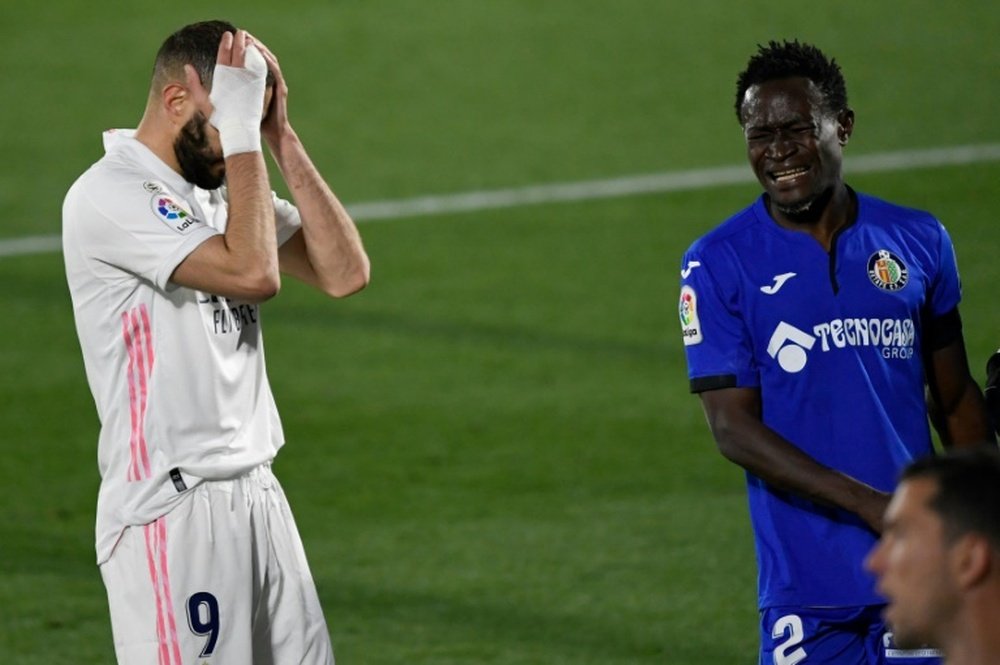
[735,40,848,123]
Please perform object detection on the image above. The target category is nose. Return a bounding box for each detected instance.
[766,130,797,160]
[864,539,885,574]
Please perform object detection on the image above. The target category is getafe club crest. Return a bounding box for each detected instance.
[150,193,201,234]
[679,285,702,346]
[867,250,909,291]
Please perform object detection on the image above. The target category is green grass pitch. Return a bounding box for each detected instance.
[0,2,998,663]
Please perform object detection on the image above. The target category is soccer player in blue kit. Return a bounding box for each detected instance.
[678,41,994,664]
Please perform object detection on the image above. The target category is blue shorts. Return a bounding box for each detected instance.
[759,606,942,665]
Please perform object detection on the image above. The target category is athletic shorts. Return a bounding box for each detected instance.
[99,464,334,665]
[760,605,942,665]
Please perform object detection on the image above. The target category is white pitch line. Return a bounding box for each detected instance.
[4,142,1000,259]
[0,235,63,258]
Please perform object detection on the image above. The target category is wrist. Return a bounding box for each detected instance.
[217,117,262,157]
[264,124,300,160]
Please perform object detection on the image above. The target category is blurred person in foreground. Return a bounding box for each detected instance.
[866,447,1000,665]
[677,40,992,664]
[63,19,369,665]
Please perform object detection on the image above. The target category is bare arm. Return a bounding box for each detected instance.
[255,40,370,298]
[170,153,279,301]
[925,333,995,448]
[700,386,890,532]
[170,30,280,302]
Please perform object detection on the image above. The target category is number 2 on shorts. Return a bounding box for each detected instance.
[187,591,220,657]
[772,614,807,665]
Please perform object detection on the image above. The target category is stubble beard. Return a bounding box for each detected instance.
[773,186,834,222]
[174,112,224,190]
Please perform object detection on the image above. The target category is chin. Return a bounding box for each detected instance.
[885,611,933,650]
[773,195,817,217]
[889,627,924,651]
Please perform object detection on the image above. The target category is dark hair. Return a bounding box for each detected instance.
[152,20,238,92]
[735,40,848,122]
[902,446,1000,549]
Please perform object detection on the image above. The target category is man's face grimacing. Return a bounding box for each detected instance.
[740,77,853,219]
[864,478,959,650]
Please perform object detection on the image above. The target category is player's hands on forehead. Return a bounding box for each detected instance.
[180,30,252,115]
[216,29,251,68]
[245,34,290,136]
[181,29,273,125]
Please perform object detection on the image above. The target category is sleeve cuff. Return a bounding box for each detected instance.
[689,374,738,393]
[154,226,222,291]
[925,307,962,352]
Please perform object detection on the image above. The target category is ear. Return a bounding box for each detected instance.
[161,81,192,127]
[837,109,855,146]
[952,533,992,589]
[159,64,211,127]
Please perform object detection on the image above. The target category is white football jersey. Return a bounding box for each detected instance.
[63,130,302,564]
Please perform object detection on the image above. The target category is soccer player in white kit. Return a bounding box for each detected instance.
[62,20,370,665]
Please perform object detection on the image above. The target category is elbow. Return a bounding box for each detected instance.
[708,416,748,466]
[242,270,282,303]
[324,255,371,298]
[715,436,745,466]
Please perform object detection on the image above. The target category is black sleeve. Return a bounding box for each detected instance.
[690,374,738,394]
[925,307,963,352]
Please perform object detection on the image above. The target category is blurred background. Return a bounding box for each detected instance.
[1,1,997,663]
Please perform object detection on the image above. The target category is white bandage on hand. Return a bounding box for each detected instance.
[209,44,268,156]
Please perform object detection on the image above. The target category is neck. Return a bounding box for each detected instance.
[134,106,184,177]
[941,595,1000,665]
[767,183,855,252]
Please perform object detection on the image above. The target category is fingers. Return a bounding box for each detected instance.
[247,34,285,85]
[231,30,247,68]
[216,29,251,68]
[216,30,234,66]
[248,35,276,64]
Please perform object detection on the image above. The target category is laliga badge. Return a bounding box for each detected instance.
[680,285,702,346]
[150,193,202,234]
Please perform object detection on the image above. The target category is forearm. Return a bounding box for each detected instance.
[937,378,995,448]
[222,152,280,286]
[707,404,888,530]
[169,152,280,302]
[269,128,370,296]
[927,337,996,448]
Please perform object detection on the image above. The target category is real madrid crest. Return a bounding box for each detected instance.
[867,250,909,291]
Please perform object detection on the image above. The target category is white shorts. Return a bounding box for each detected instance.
[99,464,334,665]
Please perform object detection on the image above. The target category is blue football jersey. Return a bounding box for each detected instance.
[679,191,962,609]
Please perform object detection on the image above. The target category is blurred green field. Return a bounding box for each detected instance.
[1,1,998,664]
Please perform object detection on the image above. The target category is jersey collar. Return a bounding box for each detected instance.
[102,129,196,198]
